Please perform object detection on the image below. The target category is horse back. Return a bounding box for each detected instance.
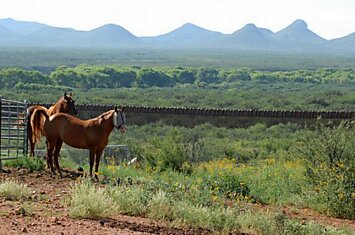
[45,113,104,149]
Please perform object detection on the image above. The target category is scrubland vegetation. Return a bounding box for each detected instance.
[1,62,354,234]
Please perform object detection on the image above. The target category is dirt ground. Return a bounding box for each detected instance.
[0,168,354,235]
[0,168,217,235]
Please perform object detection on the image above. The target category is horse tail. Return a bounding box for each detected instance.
[27,107,35,140]
[30,107,49,143]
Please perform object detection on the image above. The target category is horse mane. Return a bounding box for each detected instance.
[98,110,114,120]
[48,96,65,114]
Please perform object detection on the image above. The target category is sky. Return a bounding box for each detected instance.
[0,0,354,39]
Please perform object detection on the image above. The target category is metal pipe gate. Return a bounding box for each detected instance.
[0,97,28,169]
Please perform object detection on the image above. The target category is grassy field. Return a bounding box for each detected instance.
[1,48,355,71]
[2,121,354,234]
[1,55,354,233]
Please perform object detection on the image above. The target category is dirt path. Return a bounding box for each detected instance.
[0,169,213,235]
[0,168,354,234]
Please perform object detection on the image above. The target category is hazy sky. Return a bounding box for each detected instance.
[0,0,354,39]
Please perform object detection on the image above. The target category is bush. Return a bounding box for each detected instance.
[147,190,173,220]
[204,170,250,200]
[145,134,188,172]
[0,180,31,201]
[244,159,306,205]
[68,180,116,219]
[299,121,355,219]
[3,157,45,172]
[107,185,150,215]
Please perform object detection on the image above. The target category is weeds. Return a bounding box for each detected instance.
[3,157,45,172]
[299,121,355,219]
[0,179,31,201]
[67,180,116,219]
[66,180,353,234]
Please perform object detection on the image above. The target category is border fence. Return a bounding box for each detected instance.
[1,97,354,171]
[31,103,355,120]
[28,103,355,129]
[0,97,28,169]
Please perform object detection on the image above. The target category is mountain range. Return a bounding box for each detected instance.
[0,18,354,53]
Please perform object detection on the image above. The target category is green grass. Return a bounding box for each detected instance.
[3,157,45,172]
[0,180,32,201]
[66,180,353,234]
[67,179,116,219]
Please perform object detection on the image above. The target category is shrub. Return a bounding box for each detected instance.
[4,157,45,172]
[68,180,116,219]
[172,201,243,233]
[0,180,31,201]
[244,159,306,205]
[204,170,250,200]
[299,121,355,219]
[107,185,150,215]
[145,134,187,172]
[147,190,173,220]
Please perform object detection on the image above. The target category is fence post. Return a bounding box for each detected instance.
[24,100,28,156]
[0,96,2,170]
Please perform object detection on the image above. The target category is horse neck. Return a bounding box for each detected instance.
[48,100,63,115]
[100,111,115,135]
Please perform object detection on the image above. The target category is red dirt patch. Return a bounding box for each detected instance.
[0,168,217,235]
[1,168,354,234]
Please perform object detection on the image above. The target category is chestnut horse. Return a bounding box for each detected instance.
[27,92,77,156]
[31,106,126,179]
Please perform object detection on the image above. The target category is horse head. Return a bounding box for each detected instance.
[113,106,126,133]
[61,91,78,115]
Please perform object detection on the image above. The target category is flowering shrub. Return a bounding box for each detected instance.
[300,121,355,219]
[145,134,187,172]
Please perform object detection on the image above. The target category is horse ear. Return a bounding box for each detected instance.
[64,91,67,97]
[114,106,118,112]
[69,92,73,97]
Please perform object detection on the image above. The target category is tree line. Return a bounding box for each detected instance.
[0,65,354,89]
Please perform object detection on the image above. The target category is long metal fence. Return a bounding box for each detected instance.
[0,97,28,169]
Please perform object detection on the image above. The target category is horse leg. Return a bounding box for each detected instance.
[27,123,34,157]
[28,131,36,157]
[89,148,96,179]
[30,141,36,157]
[53,138,63,178]
[46,141,56,175]
[45,140,50,169]
[94,148,104,181]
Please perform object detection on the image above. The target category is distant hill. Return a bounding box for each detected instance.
[24,26,81,47]
[142,23,223,47]
[328,32,355,53]
[82,24,141,47]
[274,19,326,44]
[0,25,18,43]
[0,18,353,54]
[223,24,276,50]
[0,18,46,35]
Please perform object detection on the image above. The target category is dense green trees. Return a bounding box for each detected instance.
[1,65,354,90]
[1,65,354,111]
[0,67,48,88]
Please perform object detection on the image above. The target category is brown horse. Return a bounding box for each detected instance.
[31,106,126,179]
[27,92,77,156]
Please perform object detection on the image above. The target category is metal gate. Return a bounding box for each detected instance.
[0,97,28,169]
